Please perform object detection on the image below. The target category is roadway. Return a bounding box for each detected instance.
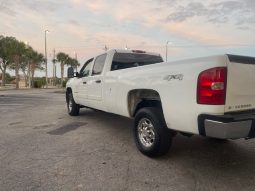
[1,89,255,191]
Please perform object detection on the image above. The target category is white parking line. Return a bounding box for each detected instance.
[0,97,49,101]
[0,104,26,106]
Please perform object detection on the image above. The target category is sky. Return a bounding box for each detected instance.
[0,0,255,77]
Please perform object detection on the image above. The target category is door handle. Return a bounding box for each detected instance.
[95,80,101,83]
[83,81,87,84]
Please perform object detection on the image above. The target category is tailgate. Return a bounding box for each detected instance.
[225,54,255,113]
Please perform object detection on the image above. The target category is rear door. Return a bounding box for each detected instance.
[225,54,255,113]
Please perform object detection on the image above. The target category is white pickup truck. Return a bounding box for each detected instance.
[66,49,255,157]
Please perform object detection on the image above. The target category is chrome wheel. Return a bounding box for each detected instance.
[138,118,155,148]
[134,107,172,157]
[68,95,73,112]
[66,91,80,116]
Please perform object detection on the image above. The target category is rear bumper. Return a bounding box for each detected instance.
[198,112,255,139]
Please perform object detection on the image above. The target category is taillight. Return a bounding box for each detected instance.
[197,67,227,105]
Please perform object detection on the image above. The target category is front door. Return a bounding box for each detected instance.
[87,53,107,101]
[77,58,94,106]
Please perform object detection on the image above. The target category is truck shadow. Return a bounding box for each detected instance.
[47,122,87,135]
[160,135,255,189]
[78,109,255,189]
[79,109,255,165]
[78,108,133,131]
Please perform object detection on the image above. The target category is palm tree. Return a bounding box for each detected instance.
[30,52,44,88]
[66,57,80,70]
[52,57,57,86]
[56,52,68,87]
[20,46,33,87]
[20,47,44,88]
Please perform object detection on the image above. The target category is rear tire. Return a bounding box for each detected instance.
[134,107,173,157]
[67,92,80,116]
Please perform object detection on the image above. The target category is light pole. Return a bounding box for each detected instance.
[74,51,78,72]
[166,41,171,62]
[53,48,56,86]
[44,30,50,88]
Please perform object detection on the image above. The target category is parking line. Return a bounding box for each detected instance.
[0,104,26,106]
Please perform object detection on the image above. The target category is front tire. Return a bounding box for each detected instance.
[67,92,80,116]
[134,107,173,157]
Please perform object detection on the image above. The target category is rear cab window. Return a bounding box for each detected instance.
[111,53,163,71]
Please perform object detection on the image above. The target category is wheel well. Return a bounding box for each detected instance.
[127,89,162,117]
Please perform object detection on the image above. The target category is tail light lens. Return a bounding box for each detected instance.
[197,67,227,105]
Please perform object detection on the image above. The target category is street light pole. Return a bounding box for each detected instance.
[74,51,78,72]
[44,30,49,88]
[166,41,170,62]
[53,48,56,86]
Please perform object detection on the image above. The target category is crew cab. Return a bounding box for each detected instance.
[66,49,255,157]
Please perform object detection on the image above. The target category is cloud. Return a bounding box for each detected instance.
[1,0,254,61]
[66,0,255,46]
[70,0,108,13]
[0,0,66,17]
[165,1,255,26]
[0,2,16,16]
[68,19,80,26]
[21,0,61,12]
[166,2,207,22]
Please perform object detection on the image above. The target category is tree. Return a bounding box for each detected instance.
[0,36,17,86]
[20,46,33,87]
[0,36,45,88]
[0,57,7,86]
[30,51,44,88]
[52,57,57,86]
[0,35,7,86]
[56,52,68,87]
[0,36,27,88]
[18,46,43,88]
[0,72,14,84]
[8,40,26,89]
[66,57,80,70]
[56,52,80,87]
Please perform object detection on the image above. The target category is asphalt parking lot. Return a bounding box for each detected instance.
[1,89,255,191]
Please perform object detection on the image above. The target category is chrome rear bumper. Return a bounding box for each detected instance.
[204,120,252,139]
[198,112,255,139]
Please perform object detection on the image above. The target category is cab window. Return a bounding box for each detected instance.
[80,58,93,77]
[111,53,163,71]
[92,54,107,75]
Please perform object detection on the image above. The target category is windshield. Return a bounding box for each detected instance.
[111,53,163,71]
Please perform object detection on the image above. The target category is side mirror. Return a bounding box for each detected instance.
[74,72,80,78]
[67,67,74,78]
